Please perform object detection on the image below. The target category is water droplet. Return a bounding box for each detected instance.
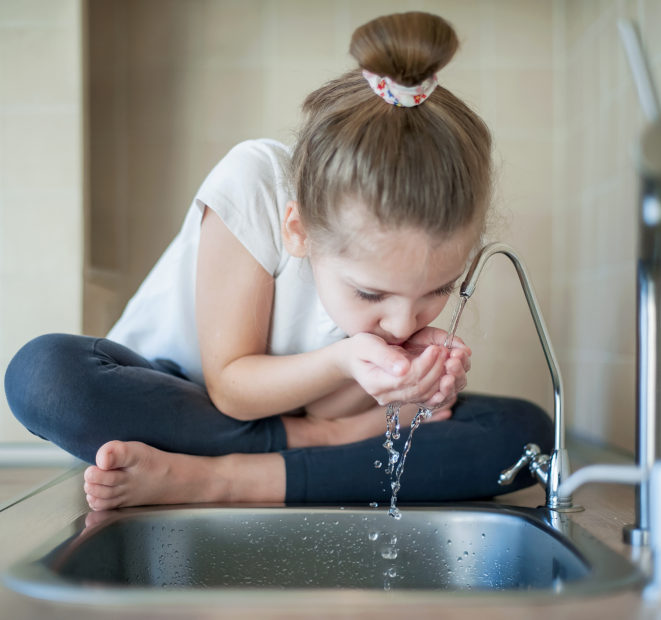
[374,460,382,469]
[386,567,397,578]
[369,501,379,508]
[368,531,379,541]
[464,551,469,557]
[447,539,452,545]
[381,545,399,560]
[392,432,400,440]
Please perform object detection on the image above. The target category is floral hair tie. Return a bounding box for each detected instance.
[362,69,438,107]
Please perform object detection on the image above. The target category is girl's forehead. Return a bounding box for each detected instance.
[328,222,476,293]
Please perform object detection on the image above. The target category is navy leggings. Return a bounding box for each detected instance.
[4,333,554,504]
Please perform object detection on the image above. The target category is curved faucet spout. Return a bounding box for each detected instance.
[460,242,572,509]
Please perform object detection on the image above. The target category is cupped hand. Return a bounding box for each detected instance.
[339,333,448,406]
[403,327,471,411]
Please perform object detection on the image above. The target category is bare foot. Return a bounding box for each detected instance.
[83,441,235,511]
[84,441,286,510]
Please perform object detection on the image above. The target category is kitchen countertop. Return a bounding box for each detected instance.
[0,456,660,619]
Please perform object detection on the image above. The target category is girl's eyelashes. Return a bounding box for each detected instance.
[432,283,457,297]
[354,289,385,303]
[354,283,456,303]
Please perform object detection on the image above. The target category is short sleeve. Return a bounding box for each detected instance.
[194,140,292,276]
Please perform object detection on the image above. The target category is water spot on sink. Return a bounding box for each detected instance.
[380,545,398,560]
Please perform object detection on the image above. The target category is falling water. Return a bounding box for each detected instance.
[443,295,467,349]
[388,406,432,519]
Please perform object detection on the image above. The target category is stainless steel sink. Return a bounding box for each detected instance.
[4,503,644,603]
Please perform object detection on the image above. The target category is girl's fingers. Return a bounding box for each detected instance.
[353,334,412,377]
[426,408,453,422]
[448,344,471,370]
[410,345,447,382]
[445,349,471,374]
[448,335,469,351]
[438,373,456,398]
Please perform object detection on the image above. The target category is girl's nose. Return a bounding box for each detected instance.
[380,310,419,342]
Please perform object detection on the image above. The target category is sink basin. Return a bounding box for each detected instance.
[4,503,644,603]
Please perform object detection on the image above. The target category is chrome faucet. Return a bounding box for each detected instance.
[456,242,574,511]
[551,20,661,602]
[618,19,661,549]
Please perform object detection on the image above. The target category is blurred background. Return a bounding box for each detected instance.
[1,0,659,458]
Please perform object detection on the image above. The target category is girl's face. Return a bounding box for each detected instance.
[306,208,477,345]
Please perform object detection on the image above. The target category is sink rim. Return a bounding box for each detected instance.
[3,502,646,605]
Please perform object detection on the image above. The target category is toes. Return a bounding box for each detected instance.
[84,465,125,486]
[96,440,132,470]
[86,494,122,511]
[84,480,122,500]
[96,440,152,472]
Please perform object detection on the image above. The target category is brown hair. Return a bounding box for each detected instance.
[291,12,492,252]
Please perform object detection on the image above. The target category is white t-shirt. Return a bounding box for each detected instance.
[107,139,346,385]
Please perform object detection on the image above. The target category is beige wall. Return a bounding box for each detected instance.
[1,0,658,452]
[0,0,85,442]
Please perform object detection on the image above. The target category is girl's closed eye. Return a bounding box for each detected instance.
[354,289,385,303]
[354,282,456,303]
[431,283,457,297]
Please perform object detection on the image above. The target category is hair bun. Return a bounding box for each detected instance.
[349,12,458,87]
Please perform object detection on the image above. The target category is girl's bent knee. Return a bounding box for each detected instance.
[4,333,92,432]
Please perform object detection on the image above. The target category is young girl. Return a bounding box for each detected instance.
[4,12,552,511]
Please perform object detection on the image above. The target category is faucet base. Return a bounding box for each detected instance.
[623,524,650,546]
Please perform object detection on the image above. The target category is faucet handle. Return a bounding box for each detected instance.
[499,443,542,486]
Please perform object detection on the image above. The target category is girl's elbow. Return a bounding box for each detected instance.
[206,383,255,421]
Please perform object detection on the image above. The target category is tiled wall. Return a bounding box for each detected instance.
[2,0,658,451]
[0,1,84,442]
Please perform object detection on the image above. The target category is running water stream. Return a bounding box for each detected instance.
[379,295,468,519]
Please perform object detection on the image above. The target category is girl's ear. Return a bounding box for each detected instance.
[282,201,309,257]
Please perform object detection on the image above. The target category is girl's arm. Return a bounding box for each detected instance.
[196,206,350,420]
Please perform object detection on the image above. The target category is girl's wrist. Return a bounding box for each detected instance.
[327,338,354,380]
